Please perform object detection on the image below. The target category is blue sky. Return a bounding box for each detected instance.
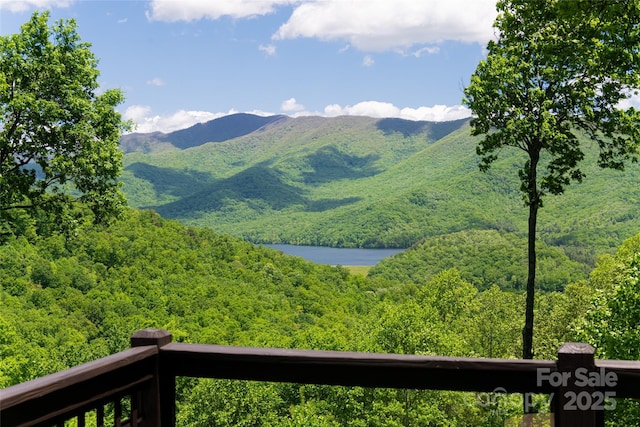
[3,1,500,132]
[4,1,640,134]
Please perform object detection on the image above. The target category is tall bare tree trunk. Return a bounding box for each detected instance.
[523,154,539,417]
[523,200,536,361]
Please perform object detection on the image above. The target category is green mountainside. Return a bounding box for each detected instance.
[120,113,288,153]
[4,106,639,421]
[2,208,616,424]
[121,114,640,263]
[369,229,588,292]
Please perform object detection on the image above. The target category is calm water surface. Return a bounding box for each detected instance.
[266,244,405,266]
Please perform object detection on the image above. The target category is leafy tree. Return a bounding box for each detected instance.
[463,0,640,362]
[575,233,640,426]
[0,11,129,237]
[577,233,640,360]
[471,285,522,359]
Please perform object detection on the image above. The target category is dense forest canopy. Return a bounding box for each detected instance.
[2,209,639,425]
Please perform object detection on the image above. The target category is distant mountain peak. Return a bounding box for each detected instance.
[119,113,470,154]
[120,113,290,153]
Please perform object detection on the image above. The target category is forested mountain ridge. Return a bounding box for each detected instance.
[120,115,469,243]
[120,114,640,262]
[369,229,588,292]
[120,113,289,153]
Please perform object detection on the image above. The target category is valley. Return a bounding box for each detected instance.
[4,112,639,425]
[120,113,640,267]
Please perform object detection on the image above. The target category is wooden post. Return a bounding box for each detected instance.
[553,343,602,427]
[131,328,172,348]
[131,329,174,427]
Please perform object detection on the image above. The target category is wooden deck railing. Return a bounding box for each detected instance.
[2,328,640,426]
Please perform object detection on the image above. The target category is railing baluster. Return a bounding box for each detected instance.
[115,398,122,427]
[78,411,86,427]
[97,405,105,427]
[131,391,140,427]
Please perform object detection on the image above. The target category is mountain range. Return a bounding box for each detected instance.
[120,113,289,153]
[119,113,640,265]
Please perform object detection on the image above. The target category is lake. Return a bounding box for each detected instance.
[266,244,405,266]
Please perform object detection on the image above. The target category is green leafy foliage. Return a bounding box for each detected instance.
[0,209,375,384]
[465,1,640,202]
[369,230,587,291]
[463,0,640,361]
[577,233,640,360]
[573,232,640,426]
[0,208,602,425]
[0,12,129,237]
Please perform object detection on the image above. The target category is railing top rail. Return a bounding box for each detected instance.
[4,328,640,427]
[161,341,556,367]
[595,359,640,398]
[0,345,158,410]
[160,342,558,394]
[596,359,640,370]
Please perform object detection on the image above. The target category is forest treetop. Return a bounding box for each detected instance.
[0,11,129,238]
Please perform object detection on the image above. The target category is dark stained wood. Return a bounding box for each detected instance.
[97,405,105,427]
[131,328,172,426]
[2,328,640,427]
[161,342,558,394]
[131,329,172,348]
[554,343,599,427]
[159,362,176,427]
[1,346,156,409]
[131,391,140,427]
[115,399,122,427]
[596,359,640,398]
[0,347,157,426]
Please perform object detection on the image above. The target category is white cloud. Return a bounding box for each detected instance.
[123,106,232,134]
[325,101,399,118]
[124,101,470,134]
[281,97,304,112]
[399,104,472,121]
[2,0,72,12]
[618,91,640,110]
[146,0,497,51]
[146,77,166,87]
[122,105,152,124]
[273,0,497,51]
[324,101,471,122]
[146,0,298,22]
[259,44,277,56]
[362,55,374,67]
[411,46,440,57]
